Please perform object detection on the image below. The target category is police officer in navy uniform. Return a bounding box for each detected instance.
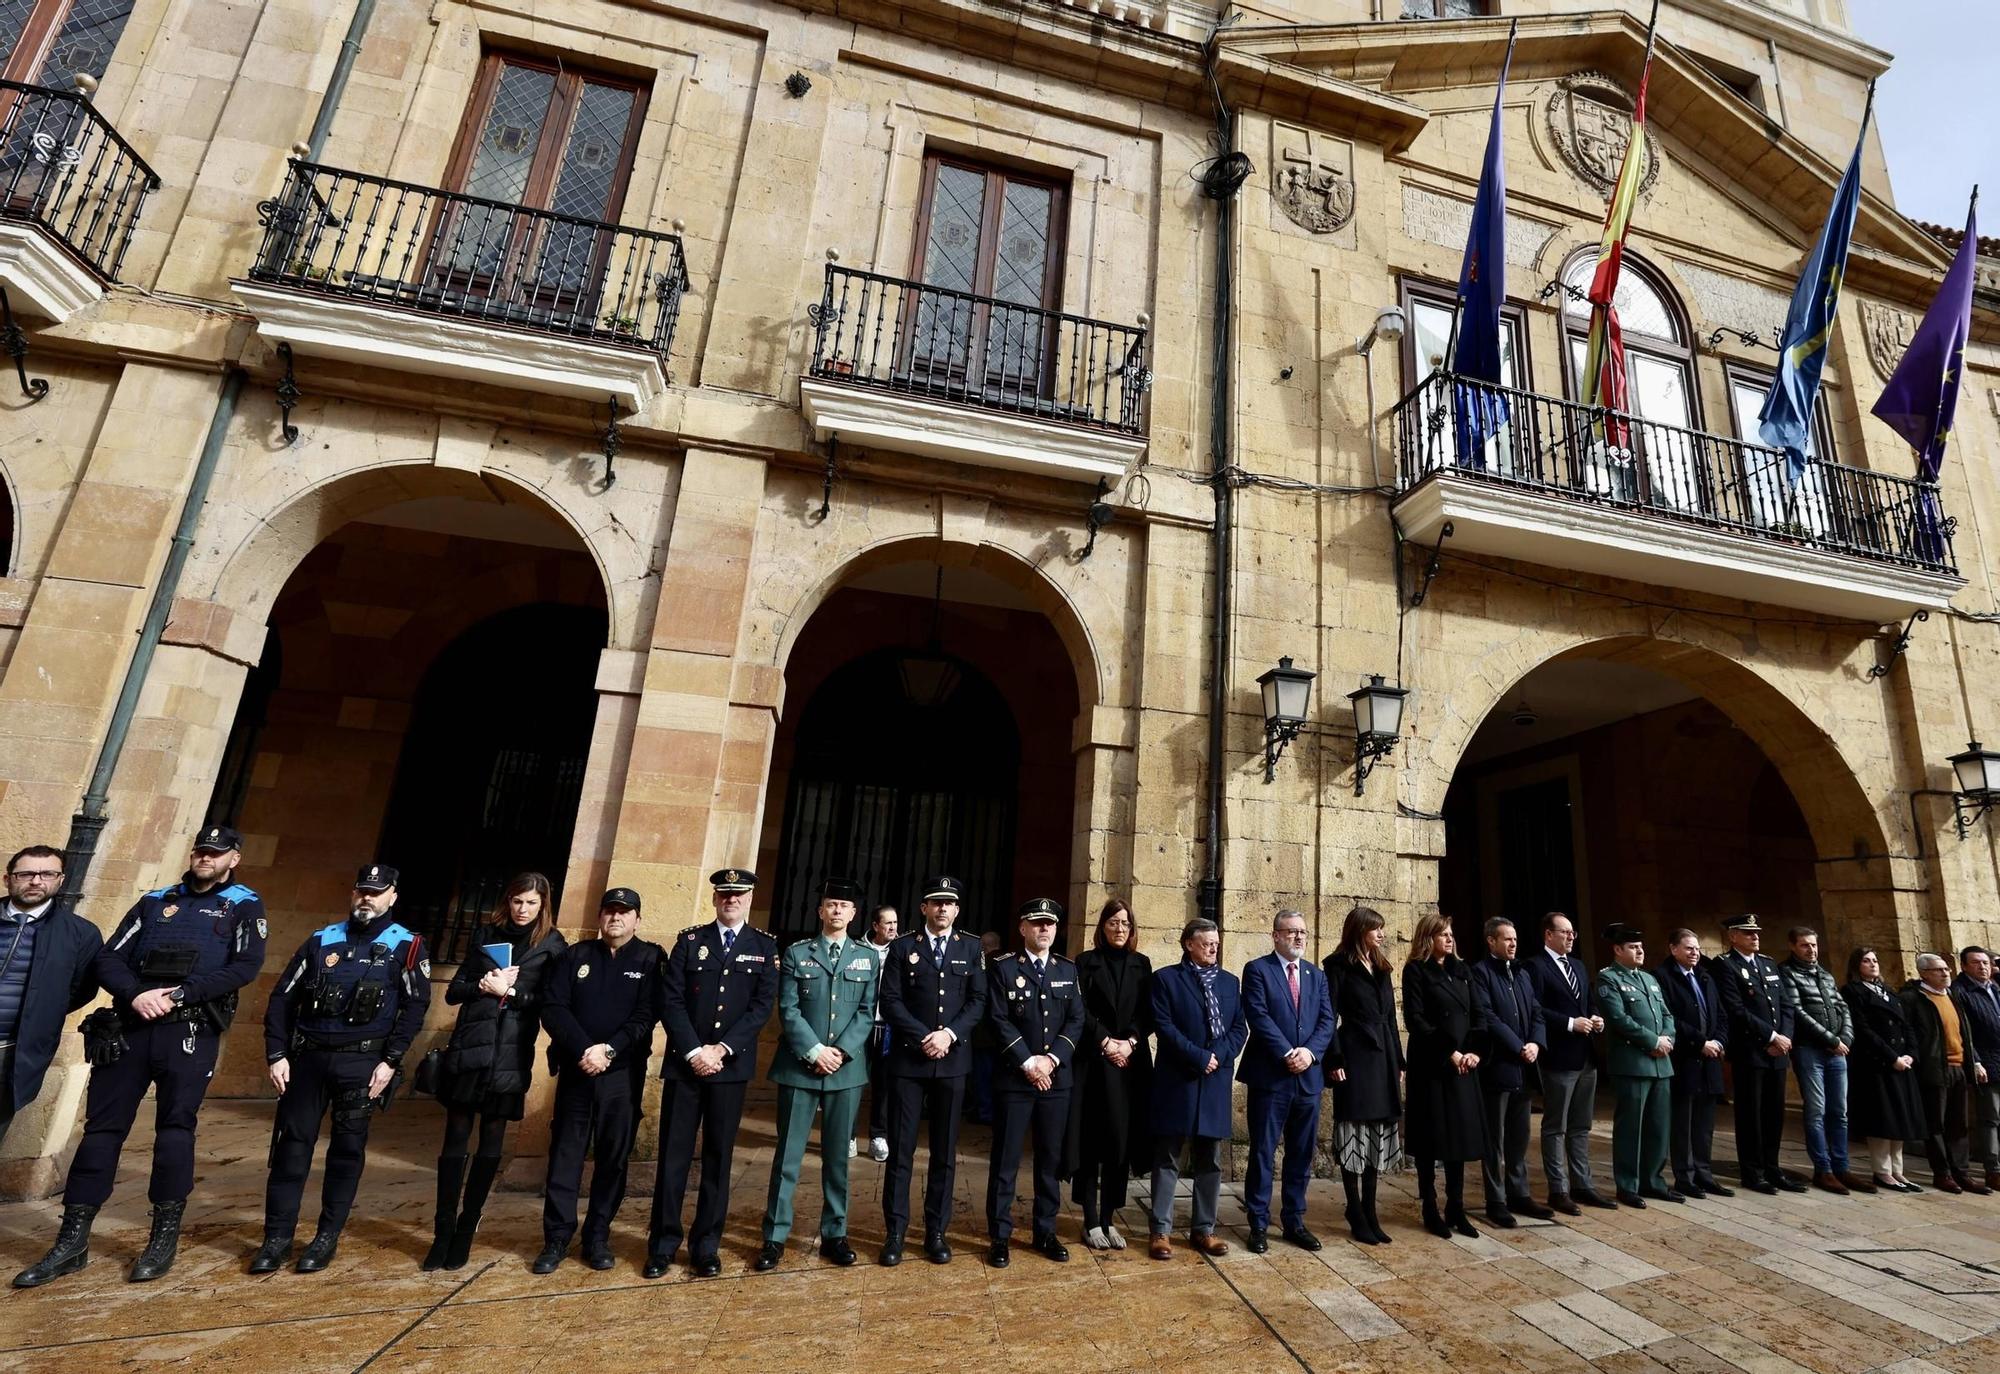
[645,867,779,1279]
[253,863,430,1273]
[1715,912,1803,1194]
[984,898,1084,1267]
[878,875,987,1267]
[12,825,266,1289]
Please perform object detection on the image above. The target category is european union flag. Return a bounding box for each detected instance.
[1759,95,1871,484]
[1450,21,1518,466]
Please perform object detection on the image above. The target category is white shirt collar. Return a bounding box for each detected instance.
[2,898,52,921]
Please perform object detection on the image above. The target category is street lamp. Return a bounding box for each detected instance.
[1348,673,1409,796]
[1257,657,1316,783]
[1949,739,2000,836]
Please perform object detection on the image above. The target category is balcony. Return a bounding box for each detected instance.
[1390,372,1964,622]
[0,80,158,324]
[232,161,689,411]
[800,263,1149,483]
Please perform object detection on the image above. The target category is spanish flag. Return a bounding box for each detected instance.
[1581,3,1660,446]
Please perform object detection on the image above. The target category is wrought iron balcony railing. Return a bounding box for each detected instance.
[806,263,1150,435]
[0,80,158,282]
[1393,370,1957,575]
[248,160,689,361]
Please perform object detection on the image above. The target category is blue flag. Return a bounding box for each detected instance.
[1450,21,1517,464]
[1759,96,1871,484]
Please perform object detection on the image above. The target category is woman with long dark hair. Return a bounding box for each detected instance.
[1323,906,1402,1244]
[424,873,567,1269]
[1070,898,1153,1249]
[1403,912,1487,1240]
[1842,946,1925,1192]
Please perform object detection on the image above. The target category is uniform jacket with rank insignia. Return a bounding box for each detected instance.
[658,920,778,1084]
[1716,949,1797,1072]
[97,874,267,1021]
[769,935,880,1093]
[879,926,987,1078]
[265,911,430,1063]
[1594,963,1675,1080]
[985,950,1084,1094]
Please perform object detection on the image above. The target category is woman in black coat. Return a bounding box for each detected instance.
[1069,898,1153,1250]
[1841,947,1926,1193]
[1403,912,1487,1240]
[1323,905,1402,1246]
[425,872,567,1270]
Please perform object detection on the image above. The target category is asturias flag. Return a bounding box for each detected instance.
[1759,95,1872,484]
[1450,20,1519,464]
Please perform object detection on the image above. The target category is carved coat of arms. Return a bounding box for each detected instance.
[1547,71,1661,199]
[1272,126,1356,235]
[1860,300,1917,381]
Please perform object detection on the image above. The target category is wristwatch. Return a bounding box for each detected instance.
[168,986,188,1006]
[603,1046,618,1063]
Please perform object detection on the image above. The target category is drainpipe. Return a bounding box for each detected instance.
[59,1,378,904]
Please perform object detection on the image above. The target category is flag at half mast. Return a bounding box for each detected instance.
[1448,19,1520,465]
[1579,0,1661,449]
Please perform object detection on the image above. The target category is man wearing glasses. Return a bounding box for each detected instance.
[0,846,101,1151]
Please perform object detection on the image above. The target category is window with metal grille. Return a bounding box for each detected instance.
[0,0,132,86]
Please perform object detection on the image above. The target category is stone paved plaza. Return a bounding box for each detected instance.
[5,1098,2000,1374]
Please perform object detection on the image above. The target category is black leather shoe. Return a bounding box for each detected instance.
[1614,1190,1646,1208]
[879,1237,904,1267]
[295,1228,341,1273]
[823,1236,856,1267]
[248,1234,293,1275]
[531,1243,567,1275]
[693,1255,722,1278]
[1773,1173,1808,1193]
[1281,1227,1322,1252]
[1699,1179,1735,1198]
[1509,1196,1555,1221]
[988,1239,1010,1267]
[13,1203,97,1289]
[1575,1190,1619,1210]
[129,1200,186,1283]
[924,1232,951,1264]
[1246,1227,1270,1254]
[1032,1233,1070,1263]
[1641,1187,1686,1204]
[1485,1208,1518,1229]
[642,1253,674,1279]
[1745,1179,1778,1195]
[753,1242,783,1272]
[1674,1179,1705,1199]
[584,1246,615,1271]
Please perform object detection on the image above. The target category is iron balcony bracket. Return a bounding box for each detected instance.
[1409,520,1454,607]
[0,286,49,403]
[601,394,621,489]
[813,435,839,523]
[274,342,301,444]
[1078,477,1114,560]
[1867,608,1928,680]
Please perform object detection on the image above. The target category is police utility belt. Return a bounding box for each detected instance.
[291,1029,388,1057]
[127,946,239,1031]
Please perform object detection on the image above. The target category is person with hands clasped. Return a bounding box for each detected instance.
[1656,929,1731,1198]
[1144,918,1248,1261]
[1069,898,1152,1251]
[1595,925,1678,1207]
[1716,913,1802,1194]
[1403,913,1487,1240]
[1525,911,1613,1213]
[1240,908,1336,1254]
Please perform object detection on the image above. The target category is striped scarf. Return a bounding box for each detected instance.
[1188,957,1222,1039]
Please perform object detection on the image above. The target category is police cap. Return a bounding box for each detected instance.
[1722,912,1762,933]
[192,824,243,853]
[710,868,757,894]
[922,876,963,903]
[354,863,398,892]
[818,876,864,903]
[1602,922,1646,945]
[600,887,642,912]
[1017,897,1064,924]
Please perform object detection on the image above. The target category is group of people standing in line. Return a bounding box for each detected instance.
[4,824,1999,1288]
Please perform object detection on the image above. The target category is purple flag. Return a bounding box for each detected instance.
[1873,192,1978,481]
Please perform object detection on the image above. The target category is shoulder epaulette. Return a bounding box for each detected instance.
[220,882,259,902]
[145,885,179,900]
[681,924,706,941]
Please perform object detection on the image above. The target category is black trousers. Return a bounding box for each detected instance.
[1921,1064,1969,1178]
[264,1049,378,1234]
[1671,1083,1719,1185]
[544,1065,641,1248]
[65,1019,220,1208]
[884,1073,966,1239]
[648,1075,747,1262]
[1730,1060,1786,1182]
[865,1026,892,1139]
[987,1087,1069,1241]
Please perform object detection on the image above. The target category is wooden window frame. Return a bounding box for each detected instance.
[438,51,648,223]
[1721,358,1837,466]
[0,0,132,86]
[1397,276,1531,394]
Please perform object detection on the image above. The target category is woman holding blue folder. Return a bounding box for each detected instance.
[425,873,567,1270]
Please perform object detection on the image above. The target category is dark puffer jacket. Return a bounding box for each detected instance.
[437,924,567,1106]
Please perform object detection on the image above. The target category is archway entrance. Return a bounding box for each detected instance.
[1439,647,1833,963]
[758,559,1080,942]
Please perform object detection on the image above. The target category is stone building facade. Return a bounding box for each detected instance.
[0,0,1994,1194]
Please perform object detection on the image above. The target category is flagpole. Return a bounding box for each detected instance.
[1440,19,1519,383]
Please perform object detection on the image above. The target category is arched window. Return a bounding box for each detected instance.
[1560,251,1708,512]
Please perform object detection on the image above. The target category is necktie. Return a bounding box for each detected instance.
[721,926,736,957]
[1031,956,1045,980]
[933,935,947,968]
[828,941,841,966]
[1287,961,1300,1010]
[1560,953,1578,999]
[1687,966,1705,1013]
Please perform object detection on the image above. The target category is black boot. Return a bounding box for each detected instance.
[1341,1170,1378,1245]
[445,1154,500,1270]
[424,1154,467,1271]
[248,1230,294,1274]
[12,1203,97,1288]
[296,1222,342,1273]
[128,1200,187,1282]
[1361,1169,1391,1245]
[1417,1161,1451,1239]
[1444,1163,1479,1239]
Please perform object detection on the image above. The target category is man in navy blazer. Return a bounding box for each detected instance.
[1146,918,1249,1261]
[1240,908,1336,1252]
[1523,911,1613,1213]
[1471,917,1551,1227]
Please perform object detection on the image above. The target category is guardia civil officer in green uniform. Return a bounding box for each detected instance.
[754,877,880,1272]
[1594,923,1681,1208]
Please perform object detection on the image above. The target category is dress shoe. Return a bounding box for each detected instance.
[823,1236,856,1267]
[1896,1178,1924,1194]
[1615,1190,1647,1208]
[1547,1192,1581,1217]
[753,1242,783,1272]
[1032,1233,1070,1263]
[531,1243,567,1275]
[878,1237,904,1267]
[693,1255,722,1278]
[1934,1173,1963,1194]
[987,1239,1010,1268]
[1674,1178,1706,1199]
[924,1232,952,1264]
[643,1253,674,1279]
[295,1227,341,1273]
[1575,1190,1618,1209]
[1421,1200,1452,1238]
[1987,1169,2000,1193]
[1509,1195,1555,1221]
[1773,1173,1808,1193]
[1444,1205,1479,1239]
[248,1234,293,1275]
[1956,1172,1992,1196]
[1245,1227,1270,1254]
[1812,1171,1850,1196]
[1698,1178,1735,1198]
[1745,1179,1778,1195]
[1484,1207,1518,1229]
[1841,1172,1878,1194]
[1281,1226,1322,1253]
[1190,1231,1229,1257]
[585,1246,615,1271]
[1640,1187,1686,1203]
[1149,1234,1173,1260]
